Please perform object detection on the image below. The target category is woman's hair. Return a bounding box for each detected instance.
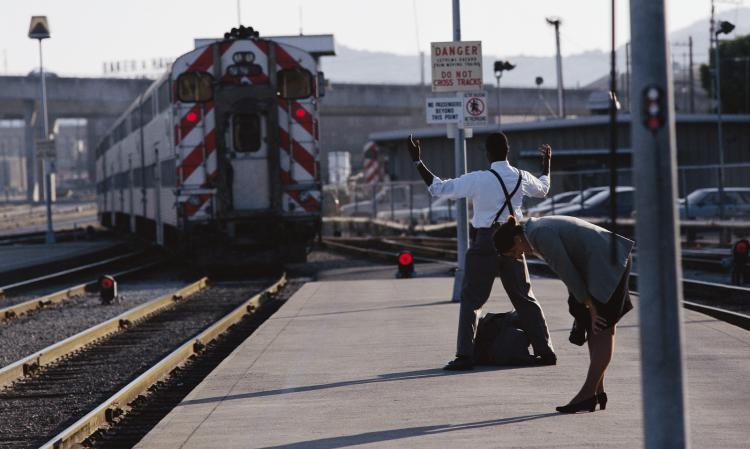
[493,215,524,253]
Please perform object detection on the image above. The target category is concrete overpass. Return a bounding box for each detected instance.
[0,75,152,200]
[0,74,598,198]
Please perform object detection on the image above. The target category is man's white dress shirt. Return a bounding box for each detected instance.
[427,160,550,228]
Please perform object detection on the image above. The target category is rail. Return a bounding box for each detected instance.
[0,277,209,389]
[323,237,750,329]
[38,274,286,449]
[0,250,145,297]
[0,259,163,321]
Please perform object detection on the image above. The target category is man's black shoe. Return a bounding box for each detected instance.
[535,352,557,366]
[443,356,474,371]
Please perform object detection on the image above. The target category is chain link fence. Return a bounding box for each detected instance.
[323,163,750,225]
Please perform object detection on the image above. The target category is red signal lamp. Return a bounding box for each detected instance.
[186,111,199,123]
[99,275,118,305]
[294,107,307,119]
[396,250,415,278]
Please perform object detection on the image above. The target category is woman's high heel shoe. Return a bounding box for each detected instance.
[556,396,597,414]
[597,392,608,410]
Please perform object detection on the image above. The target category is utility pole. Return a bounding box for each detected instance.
[493,60,515,126]
[714,20,735,219]
[689,36,695,113]
[420,51,425,86]
[629,1,689,448]
[450,0,469,303]
[546,17,565,118]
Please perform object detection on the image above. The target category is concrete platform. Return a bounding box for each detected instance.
[134,276,750,449]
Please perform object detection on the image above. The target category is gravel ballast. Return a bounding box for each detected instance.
[0,280,273,449]
[0,278,189,368]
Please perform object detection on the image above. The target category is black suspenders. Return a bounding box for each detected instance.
[488,169,523,225]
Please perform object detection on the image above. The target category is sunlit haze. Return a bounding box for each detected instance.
[1,0,744,77]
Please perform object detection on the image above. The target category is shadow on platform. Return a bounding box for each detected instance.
[254,413,560,449]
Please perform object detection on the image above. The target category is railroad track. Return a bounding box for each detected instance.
[0,274,289,449]
[322,236,750,328]
[0,248,153,301]
[0,258,162,322]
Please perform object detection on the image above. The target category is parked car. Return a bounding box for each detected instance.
[530,187,609,217]
[527,191,584,216]
[341,184,429,217]
[376,196,463,224]
[678,187,750,219]
[554,186,635,218]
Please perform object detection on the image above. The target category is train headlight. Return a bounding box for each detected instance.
[232,52,255,64]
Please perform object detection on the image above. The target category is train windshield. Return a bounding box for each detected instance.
[233,113,262,152]
[176,72,214,102]
[277,69,313,99]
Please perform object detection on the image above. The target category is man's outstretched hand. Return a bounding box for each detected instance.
[539,144,552,176]
[408,135,421,162]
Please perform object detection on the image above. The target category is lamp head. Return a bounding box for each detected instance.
[717,21,735,36]
[546,17,562,26]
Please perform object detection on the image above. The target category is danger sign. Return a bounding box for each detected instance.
[430,41,483,93]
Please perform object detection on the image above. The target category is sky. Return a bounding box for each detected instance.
[0,0,744,77]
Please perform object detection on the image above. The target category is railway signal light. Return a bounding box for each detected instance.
[396,251,414,278]
[642,85,665,132]
[186,111,199,123]
[99,275,118,305]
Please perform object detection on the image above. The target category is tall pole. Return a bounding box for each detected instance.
[714,37,726,219]
[625,42,631,112]
[495,75,502,126]
[608,0,618,263]
[688,36,695,113]
[450,0,469,302]
[38,39,55,244]
[547,18,565,118]
[237,0,241,26]
[630,1,689,448]
[420,51,426,86]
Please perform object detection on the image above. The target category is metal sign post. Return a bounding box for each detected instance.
[629,1,689,447]
[452,0,467,302]
[426,1,482,302]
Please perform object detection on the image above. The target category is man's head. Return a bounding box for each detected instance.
[485,132,509,162]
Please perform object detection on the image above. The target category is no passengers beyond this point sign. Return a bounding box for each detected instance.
[431,41,483,92]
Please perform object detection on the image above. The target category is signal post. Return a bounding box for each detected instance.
[428,0,487,301]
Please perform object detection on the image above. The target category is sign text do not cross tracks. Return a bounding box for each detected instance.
[430,41,483,93]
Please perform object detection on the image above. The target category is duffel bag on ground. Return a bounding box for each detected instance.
[473,311,535,366]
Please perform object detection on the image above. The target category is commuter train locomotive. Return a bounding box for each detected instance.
[95,27,322,264]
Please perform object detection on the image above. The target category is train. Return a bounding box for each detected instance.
[95,27,323,265]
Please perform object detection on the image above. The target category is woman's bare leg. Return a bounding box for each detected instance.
[569,326,615,404]
[597,327,616,394]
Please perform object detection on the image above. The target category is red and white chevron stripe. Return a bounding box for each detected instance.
[172,43,231,219]
[275,44,320,213]
[363,141,379,184]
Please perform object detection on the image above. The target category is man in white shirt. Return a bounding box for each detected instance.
[408,132,556,370]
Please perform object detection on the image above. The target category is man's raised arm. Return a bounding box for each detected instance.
[407,135,436,186]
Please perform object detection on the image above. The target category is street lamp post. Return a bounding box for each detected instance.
[546,17,565,118]
[714,20,735,219]
[28,16,55,244]
[493,60,515,126]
